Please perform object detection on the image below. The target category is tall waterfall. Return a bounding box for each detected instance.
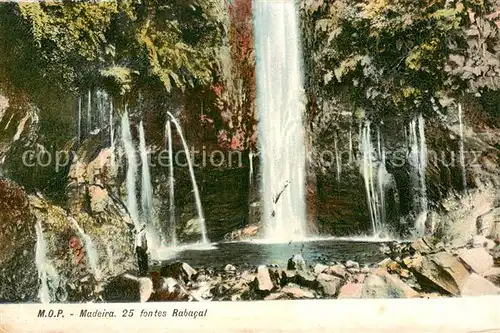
[361,122,389,235]
[165,120,177,246]
[35,220,51,303]
[68,217,100,279]
[253,0,307,241]
[121,109,140,228]
[139,121,159,247]
[167,112,208,244]
[334,131,341,182]
[408,114,428,236]
[458,103,467,192]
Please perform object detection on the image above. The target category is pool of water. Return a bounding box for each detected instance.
[152,238,389,269]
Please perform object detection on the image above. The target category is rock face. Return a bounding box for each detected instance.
[0,179,38,302]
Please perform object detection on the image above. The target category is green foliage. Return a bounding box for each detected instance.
[301,0,500,119]
[1,0,226,96]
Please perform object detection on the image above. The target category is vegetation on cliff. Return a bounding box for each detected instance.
[301,0,500,121]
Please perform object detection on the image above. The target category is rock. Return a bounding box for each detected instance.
[88,186,109,213]
[281,284,315,299]
[411,252,470,296]
[241,270,256,282]
[138,277,153,303]
[411,237,435,254]
[150,277,190,301]
[345,260,360,269]
[354,274,366,284]
[378,258,401,273]
[0,179,38,302]
[483,268,500,287]
[224,264,237,272]
[281,270,319,289]
[264,293,283,301]
[492,245,500,266]
[101,274,140,302]
[160,262,198,284]
[470,235,496,250]
[325,264,348,279]
[361,269,419,299]
[337,283,363,299]
[457,248,494,275]
[253,265,274,294]
[314,263,328,275]
[287,254,306,271]
[317,273,342,296]
[461,273,500,296]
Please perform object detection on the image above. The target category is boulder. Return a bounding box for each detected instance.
[253,265,274,294]
[345,260,360,269]
[101,274,140,302]
[325,264,348,279]
[224,264,237,272]
[317,273,342,296]
[410,252,470,296]
[361,269,419,299]
[492,245,500,266]
[281,284,315,299]
[314,263,328,275]
[337,283,363,299]
[470,235,496,250]
[457,248,494,275]
[280,270,319,290]
[150,277,190,301]
[410,237,435,254]
[138,277,153,303]
[460,273,500,296]
[287,254,306,271]
[160,262,198,284]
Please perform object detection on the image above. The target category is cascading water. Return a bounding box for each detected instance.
[139,121,159,248]
[165,120,177,246]
[121,109,140,228]
[167,112,208,244]
[35,220,51,303]
[253,0,307,241]
[68,217,100,279]
[361,122,392,236]
[348,126,353,164]
[77,97,82,147]
[334,131,341,182]
[458,103,467,192]
[109,99,114,146]
[408,114,428,236]
[87,90,92,134]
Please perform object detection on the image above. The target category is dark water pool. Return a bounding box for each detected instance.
[153,238,389,269]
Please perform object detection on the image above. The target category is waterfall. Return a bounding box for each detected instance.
[249,151,254,184]
[109,99,114,146]
[77,97,82,147]
[167,112,208,244]
[68,217,100,279]
[334,131,341,182]
[35,220,51,303]
[408,114,428,236]
[87,90,92,134]
[121,109,140,228]
[361,122,391,235]
[253,0,307,241]
[348,126,353,164]
[165,120,177,246]
[458,103,467,192]
[139,121,159,247]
